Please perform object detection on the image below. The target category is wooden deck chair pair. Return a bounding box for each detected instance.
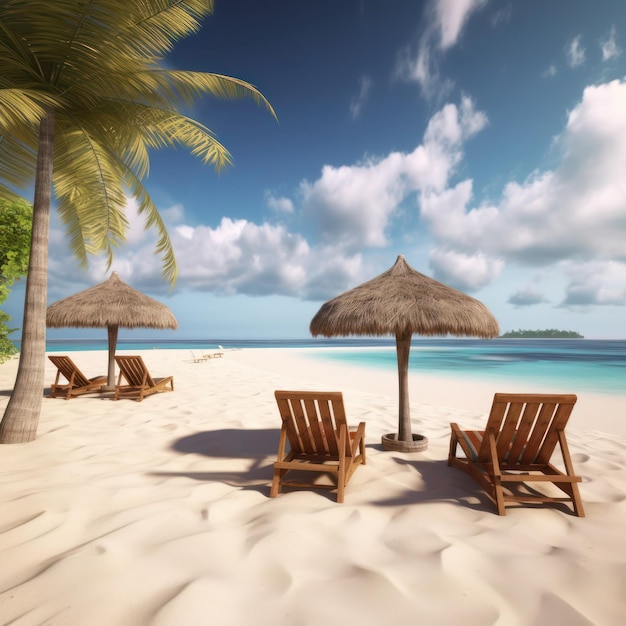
[203,346,224,359]
[271,390,366,503]
[448,393,585,516]
[48,355,107,399]
[114,355,174,401]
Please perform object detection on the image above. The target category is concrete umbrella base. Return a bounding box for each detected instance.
[381,432,429,452]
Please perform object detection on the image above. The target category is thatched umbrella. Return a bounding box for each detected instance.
[47,272,178,388]
[310,255,499,451]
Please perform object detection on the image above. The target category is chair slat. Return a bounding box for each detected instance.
[317,396,340,456]
[291,397,313,450]
[535,402,575,464]
[304,397,328,454]
[477,399,507,461]
[521,401,556,464]
[507,401,539,462]
[276,395,303,453]
[497,401,525,460]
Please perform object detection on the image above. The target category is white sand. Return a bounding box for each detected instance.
[0,348,625,626]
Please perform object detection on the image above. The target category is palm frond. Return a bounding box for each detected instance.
[120,70,278,119]
[0,89,61,131]
[0,134,38,190]
[0,182,28,203]
[124,170,178,284]
[122,0,213,56]
[53,118,130,265]
[136,108,233,169]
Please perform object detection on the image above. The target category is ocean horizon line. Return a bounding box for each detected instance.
[26,336,626,345]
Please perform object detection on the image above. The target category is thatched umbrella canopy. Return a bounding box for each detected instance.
[310,255,499,450]
[47,272,177,387]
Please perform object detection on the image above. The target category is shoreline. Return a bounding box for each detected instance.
[2,346,625,436]
[226,348,626,437]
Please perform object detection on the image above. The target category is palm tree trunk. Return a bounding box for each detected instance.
[396,330,413,442]
[0,112,55,444]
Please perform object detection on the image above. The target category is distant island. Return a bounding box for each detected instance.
[500,329,584,339]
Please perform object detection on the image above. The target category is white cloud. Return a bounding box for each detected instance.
[542,64,557,78]
[396,0,486,99]
[350,75,372,119]
[436,0,487,50]
[265,192,294,214]
[299,97,486,251]
[419,79,626,298]
[424,96,488,146]
[167,218,372,301]
[601,26,621,61]
[161,203,185,225]
[490,4,512,28]
[565,35,585,68]
[560,260,626,307]
[429,248,504,290]
[46,200,367,301]
[508,285,548,307]
[299,158,404,251]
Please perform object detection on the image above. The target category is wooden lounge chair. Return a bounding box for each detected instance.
[270,390,366,503]
[190,351,208,363]
[114,355,174,401]
[448,393,585,516]
[203,345,224,359]
[48,355,107,399]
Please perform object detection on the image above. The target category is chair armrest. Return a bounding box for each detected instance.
[349,422,366,455]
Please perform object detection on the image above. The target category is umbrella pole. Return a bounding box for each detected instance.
[106,325,118,390]
[396,331,413,442]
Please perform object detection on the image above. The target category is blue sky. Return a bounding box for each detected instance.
[6,0,626,339]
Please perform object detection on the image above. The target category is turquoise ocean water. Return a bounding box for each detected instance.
[34,337,626,397]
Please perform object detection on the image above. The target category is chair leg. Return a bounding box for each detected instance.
[448,425,459,466]
[336,465,346,503]
[570,483,585,517]
[493,480,506,515]
[486,430,506,515]
[351,426,366,465]
[270,468,284,498]
[557,431,585,517]
[556,478,585,517]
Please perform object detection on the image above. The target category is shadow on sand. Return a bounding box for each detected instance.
[371,456,578,515]
[151,428,281,495]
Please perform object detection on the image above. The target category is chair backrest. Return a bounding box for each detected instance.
[115,355,155,387]
[479,393,577,465]
[49,355,89,387]
[274,390,351,457]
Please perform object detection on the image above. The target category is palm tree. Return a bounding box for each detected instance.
[0,0,276,443]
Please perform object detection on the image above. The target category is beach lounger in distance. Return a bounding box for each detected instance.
[48,355,107,399]
[271,390,366,503]
[448,393,585,516]
[203,345,224,359]
[114,355,174,401]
